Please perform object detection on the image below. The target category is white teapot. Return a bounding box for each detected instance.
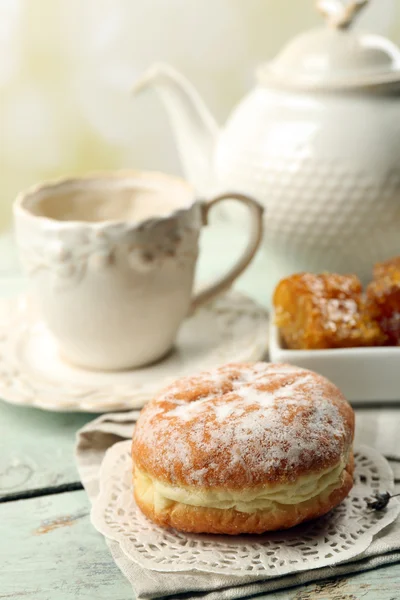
[134,0,400,299]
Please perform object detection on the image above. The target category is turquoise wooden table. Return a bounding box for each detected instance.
[1,231,400,599]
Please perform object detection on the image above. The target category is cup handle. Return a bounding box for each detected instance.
[191,192,264,312]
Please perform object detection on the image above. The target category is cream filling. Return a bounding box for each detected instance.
[134,458,347,514]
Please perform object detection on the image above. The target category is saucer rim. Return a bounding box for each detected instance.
[0,291,269,413]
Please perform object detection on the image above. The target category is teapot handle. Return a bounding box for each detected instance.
[191,193,264,312]
[316,0,368,29]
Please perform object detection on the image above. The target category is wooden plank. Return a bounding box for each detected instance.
[266,563,400,600]
[0,490,132,600]
[0,402,93,498]
[1,490,399,600]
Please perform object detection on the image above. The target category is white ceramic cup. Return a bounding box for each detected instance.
[14,171,263,371]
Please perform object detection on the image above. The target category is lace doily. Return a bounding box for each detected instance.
[91,442,400,576]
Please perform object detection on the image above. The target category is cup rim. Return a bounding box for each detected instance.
[13,170,197,229]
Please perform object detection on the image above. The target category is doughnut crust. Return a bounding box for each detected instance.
[132,363,355,534]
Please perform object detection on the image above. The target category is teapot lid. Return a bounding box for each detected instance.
[258,0,400,90]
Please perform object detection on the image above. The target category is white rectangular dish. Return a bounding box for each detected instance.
[269,321,400,404]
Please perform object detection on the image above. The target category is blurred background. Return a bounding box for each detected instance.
[1,0,399,234]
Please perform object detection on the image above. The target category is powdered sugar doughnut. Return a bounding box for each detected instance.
[132,362,354,534]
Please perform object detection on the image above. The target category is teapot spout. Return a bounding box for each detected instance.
[133,63,219,194]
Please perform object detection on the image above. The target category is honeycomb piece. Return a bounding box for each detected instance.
[373,256,400,280]
[273,273,385,350]
[367,257,400,345]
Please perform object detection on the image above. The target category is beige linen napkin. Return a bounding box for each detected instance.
[76,408,400,600]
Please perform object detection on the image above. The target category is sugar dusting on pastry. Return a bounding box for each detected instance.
[133,363,352,488]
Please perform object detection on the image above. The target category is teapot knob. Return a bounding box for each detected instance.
[317,0,368,29]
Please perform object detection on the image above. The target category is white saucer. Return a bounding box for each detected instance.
[0,291,268,412]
